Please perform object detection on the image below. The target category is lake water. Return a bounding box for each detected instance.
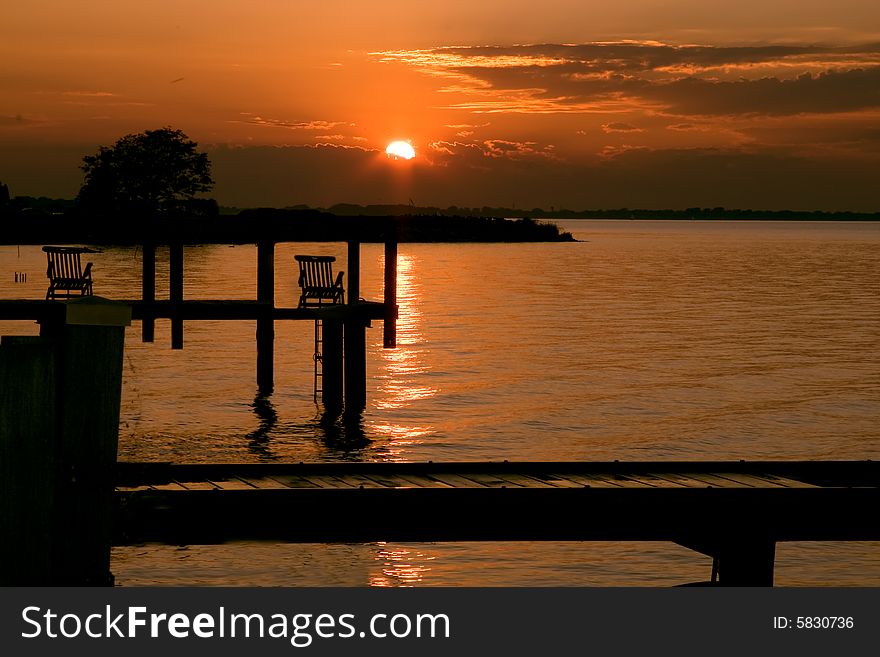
[2,220,878,585]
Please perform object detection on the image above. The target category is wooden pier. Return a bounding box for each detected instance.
[0,237,400,410]
[114,459,880,586]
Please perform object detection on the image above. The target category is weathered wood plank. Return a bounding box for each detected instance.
[648,472,728,488]
[682,473,755,488]
[494,473,556,488]
[360,474,414,488]
[751,474,819,488]
[150,482,188,491]
[330,473,387,488]
[711,473,787,488]
[426,473,488,488]
[460,473,524,488]
[298,475,357,489]
[592,474,654,488]
[266,475,318,489]
[617,473,685,488]
[551,473,622,488]
[208,479,256,490]
[393,474,453,488]
[640,474,690,487]
[238,477,282,490]
[176,481,219,491]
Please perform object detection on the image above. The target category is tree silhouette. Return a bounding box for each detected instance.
[77,127,214,216]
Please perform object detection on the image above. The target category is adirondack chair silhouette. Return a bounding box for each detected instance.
[294,255,345,307]
[42,246,95,300]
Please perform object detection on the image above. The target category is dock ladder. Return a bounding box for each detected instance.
[313,319,323,402]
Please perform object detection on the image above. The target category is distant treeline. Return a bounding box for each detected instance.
[292,203,880,221]
[0,205,575,245]
[3,194,878,246]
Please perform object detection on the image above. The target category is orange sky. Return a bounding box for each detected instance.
[2,1,880,210]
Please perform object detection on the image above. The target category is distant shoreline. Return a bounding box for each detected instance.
[2,199,879,247]
[0,209,577,246]
[4,196,880,222]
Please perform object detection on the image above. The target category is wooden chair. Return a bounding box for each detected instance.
[43,246,95,300]
[294,255,345,307]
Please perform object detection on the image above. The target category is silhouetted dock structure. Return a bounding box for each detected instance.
[1,236,878,587]
[113,460,880,586]
[0,236,400,410]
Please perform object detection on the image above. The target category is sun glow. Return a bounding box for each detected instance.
[385,140,416,159]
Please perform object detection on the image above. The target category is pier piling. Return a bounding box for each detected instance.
[383,240,397,348]
[347,241,360,302]
[256,241,275,394]
[1,297,130,585]
[141,242,155,342]
[0,336,56,585]
[344,319,367,412]
[169,242,184,349]
[321,319,344,410]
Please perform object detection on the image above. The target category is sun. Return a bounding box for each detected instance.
[386,140,416,160]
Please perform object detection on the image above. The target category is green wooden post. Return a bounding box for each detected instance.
[1,297,129,585]
[0,337,56,585]
[45,297,130,585]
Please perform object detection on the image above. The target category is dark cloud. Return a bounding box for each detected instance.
[380,42,880,117]
[602,122,643,133]
[666,123,705,131]
[406,42,880,75]
[233,114,347,130]
[651,67,880,116]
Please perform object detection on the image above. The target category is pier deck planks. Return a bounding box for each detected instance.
[112,460,880,546]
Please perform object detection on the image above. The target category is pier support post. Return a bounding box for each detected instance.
[170,242,184,349]
[383,240,397,348]
[256,241,275,394]
[141,242,155,342]
[321,319,343,412]
[344,319,367,413]
[347,240,360,303]
[0,337,56,585]
[716,540,776,586]
[1,297,130,585]
[52,300,130,585]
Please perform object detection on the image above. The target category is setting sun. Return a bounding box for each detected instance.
[386,141,416,160]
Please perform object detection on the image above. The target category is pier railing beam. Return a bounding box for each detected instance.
[141,242,155,342]
[169,242,184,349]
[383,240,397,348]
[256,240,275,394]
